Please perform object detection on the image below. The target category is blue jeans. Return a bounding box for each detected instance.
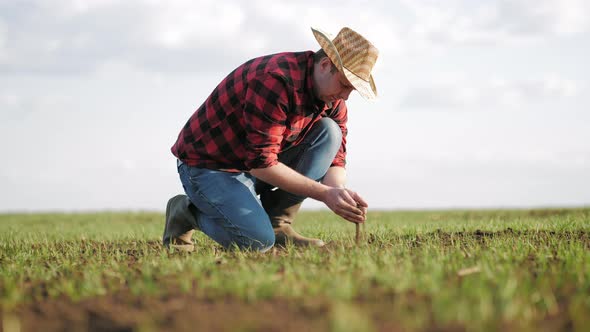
[177,118,342,251]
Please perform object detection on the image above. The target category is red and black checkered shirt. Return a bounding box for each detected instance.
[171,51,348,172]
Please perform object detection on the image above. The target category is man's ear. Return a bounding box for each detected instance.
[320,57,333,72]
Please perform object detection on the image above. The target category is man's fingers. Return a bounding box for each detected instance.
[335,194,363,216]
[325,188,366,221]
[337,208,365,223]
[340,190,358,207]
[337,202,364,217]
[350,191,368,208]
[344,189,368,209]
[359,206,368,216]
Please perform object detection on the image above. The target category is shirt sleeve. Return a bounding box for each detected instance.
[242,73,289,170]
[328,100,348,168]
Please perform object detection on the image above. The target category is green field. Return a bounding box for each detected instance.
[1,208,589,331]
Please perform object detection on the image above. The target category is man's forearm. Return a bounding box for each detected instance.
[252,163,367,223]
[250,163,330,202]
[322,166,347,188]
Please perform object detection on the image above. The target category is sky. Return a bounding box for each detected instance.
[1,0,589,212]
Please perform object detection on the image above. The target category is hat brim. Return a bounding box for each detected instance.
[343,67,377,100]
[311,27,377,100]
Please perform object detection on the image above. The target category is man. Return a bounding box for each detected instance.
[163,27,379,252]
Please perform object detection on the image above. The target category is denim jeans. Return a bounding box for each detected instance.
[177,118,342,251]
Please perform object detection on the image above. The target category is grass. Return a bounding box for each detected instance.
[1,208,589,331]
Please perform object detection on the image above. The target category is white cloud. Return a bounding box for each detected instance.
[401,0,590,49]
[0,92,19,109]
[0,19,5,51]
[0,0,402,74]
[151,1,245,49]
[1,0,588,75]
[400,76,582,110]
[0,90,74,123]
[396,148,590,169]
[0,92,31,120]
[0,0,254,74]
[122,159,137,171]
[57,0,121,15]
[494,0,589,36]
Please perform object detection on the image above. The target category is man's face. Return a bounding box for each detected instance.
[313,57,355,103]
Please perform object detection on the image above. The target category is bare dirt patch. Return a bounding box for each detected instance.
[8,293,332,332]
[4,290,575,332]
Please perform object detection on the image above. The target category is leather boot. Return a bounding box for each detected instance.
[163,194,198,252]
[261,190,325,247]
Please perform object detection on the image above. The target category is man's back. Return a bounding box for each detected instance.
[171,51,347,172]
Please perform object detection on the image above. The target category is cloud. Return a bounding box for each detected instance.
[0,0,387,75]
[0,19,6,52]
[0,89,75,124]
[1,0,588,76]
[493,0,589,36]
[400,76,582,110]
[0,92,19,110]
[150,1,246,49]
[396,149,590,169]
[402,0,589,48]
[0,0,258,75]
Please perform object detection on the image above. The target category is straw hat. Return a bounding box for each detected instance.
[311,27,379,99]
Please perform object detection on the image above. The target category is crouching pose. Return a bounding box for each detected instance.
[163,27,379,252]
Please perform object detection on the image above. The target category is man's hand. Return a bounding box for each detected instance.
[323,188,368,223]
[251,163,368,223]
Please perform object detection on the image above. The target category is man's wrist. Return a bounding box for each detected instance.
[312,183,332,202]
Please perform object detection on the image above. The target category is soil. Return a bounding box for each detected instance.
[3,286,575,332]
[7,293,333,332]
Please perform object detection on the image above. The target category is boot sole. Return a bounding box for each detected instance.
[275,235,326,248]
[169,243,195,252]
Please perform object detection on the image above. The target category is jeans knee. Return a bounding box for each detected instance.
[243,228,275,252]
[256,240,275,253]
[318,118,342,147]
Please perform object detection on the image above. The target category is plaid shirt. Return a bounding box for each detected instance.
[171,51,348,172]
